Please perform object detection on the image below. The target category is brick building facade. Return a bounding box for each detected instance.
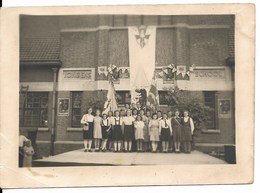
[19,15,235,156]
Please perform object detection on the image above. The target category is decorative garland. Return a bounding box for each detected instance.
[160,63,196,78]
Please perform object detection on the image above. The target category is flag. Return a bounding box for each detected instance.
[128,26,156,103]
[147,78,159,111]
[102,80,118,115]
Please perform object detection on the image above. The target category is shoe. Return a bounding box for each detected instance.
[84,149,87,152]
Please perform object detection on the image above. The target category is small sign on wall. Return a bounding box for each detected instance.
[218,99,231,118]
[58,98,70,116]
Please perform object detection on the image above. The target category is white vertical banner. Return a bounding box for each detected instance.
[128,26,156,103]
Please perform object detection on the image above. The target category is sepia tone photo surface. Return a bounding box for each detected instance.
[0,4,255,188]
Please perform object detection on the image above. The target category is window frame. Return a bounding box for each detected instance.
[71,91,83,128]
[203,91,217,129]
[115,90,131,105]
[19,92,49,127]
[158,90,169,106]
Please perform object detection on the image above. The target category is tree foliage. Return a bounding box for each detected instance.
[162,87,215,142]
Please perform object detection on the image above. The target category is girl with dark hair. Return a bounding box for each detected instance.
[171,110,182,152]
[159,113,172,153]
[182,110,195,153]
[148,113,160,152]
[107,110,114,151]
[132,108,138,119]
[93,109,102,151]
[112,110,123,152]
[140,109,149,152]
[101,113,111,151]
[123,109,135,152]
[134,114,144,152]
[81,107,94,152]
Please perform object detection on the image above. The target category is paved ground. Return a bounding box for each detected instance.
[33,149,227,166]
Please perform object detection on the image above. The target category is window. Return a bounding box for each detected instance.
[71,92,82,127]
[158,91,177,106]
[115,91,131,105]
[204,91,216,129]
[158,91,168,105]
[19,92,48,127]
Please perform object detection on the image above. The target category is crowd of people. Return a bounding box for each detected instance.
[81,102,195,153]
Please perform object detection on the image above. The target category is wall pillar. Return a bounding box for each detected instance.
[50,67,58,155]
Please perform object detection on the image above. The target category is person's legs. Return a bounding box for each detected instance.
[154,142,158,152]
[124,141,128,151]
[101,140,104,150]
[177,141,181,152]
[103,139,108,150]
[89,140,93,151]
[114,141,117,152]
[184,142,188,153]
[129,141,132,152]
[118,141,122,152]
[151,141,155,152]
[109,140,113,151]
[162,141,166,152]
[83,140,88,151]
[143,142,147,152]
[97,139,100,150]
[140,140,143,151]
[187,142,191,153]
[166,141,169,152]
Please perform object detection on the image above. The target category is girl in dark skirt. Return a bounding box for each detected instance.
[100,113,111,151]
[182,110,195,153]
[171,110,182,153]
[159,113,172,153]
[123,109,135,152]
[112,110,123,152]
[81,108,94,152]
[107,111,114,151]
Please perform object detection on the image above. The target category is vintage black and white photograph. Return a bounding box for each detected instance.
[0,3,255,188]
[18,14,236,167]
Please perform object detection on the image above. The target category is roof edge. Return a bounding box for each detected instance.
[20,60,62,67]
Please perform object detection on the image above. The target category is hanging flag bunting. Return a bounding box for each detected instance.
[128,25,156,104]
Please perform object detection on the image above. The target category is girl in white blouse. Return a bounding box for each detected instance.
[112,110,123,152]
[134,114,145,152]
[80,108,94,152]
[182,110,195,153]
[123,110,135,152]
[159,113,172,153]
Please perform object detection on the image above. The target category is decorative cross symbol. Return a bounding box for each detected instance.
[135,26,150,48]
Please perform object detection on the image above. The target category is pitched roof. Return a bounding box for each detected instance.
[19,15,99,63]
[20,37,60,61]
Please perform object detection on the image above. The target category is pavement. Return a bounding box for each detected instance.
[33,149,227,166]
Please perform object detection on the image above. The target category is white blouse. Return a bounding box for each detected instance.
[183,116,195,134]
[159,119,172,133]
[108,116,114,125]
[111,117,123,125]
[80,114,94,124]
[123,116,135,125]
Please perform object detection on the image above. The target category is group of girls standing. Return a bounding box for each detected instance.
[80,106,195,153]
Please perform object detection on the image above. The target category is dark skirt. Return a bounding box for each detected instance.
[124,125,135,141]
[113,125,123,141]
[83,122,94,139]
[102,125,109,139]
[161,127,170,141]
[181,126,192,142]
[173,126,182,142]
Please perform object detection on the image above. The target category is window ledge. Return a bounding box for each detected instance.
[201,129,221,134]
[38,127,49,131]
[67,127,83,132]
